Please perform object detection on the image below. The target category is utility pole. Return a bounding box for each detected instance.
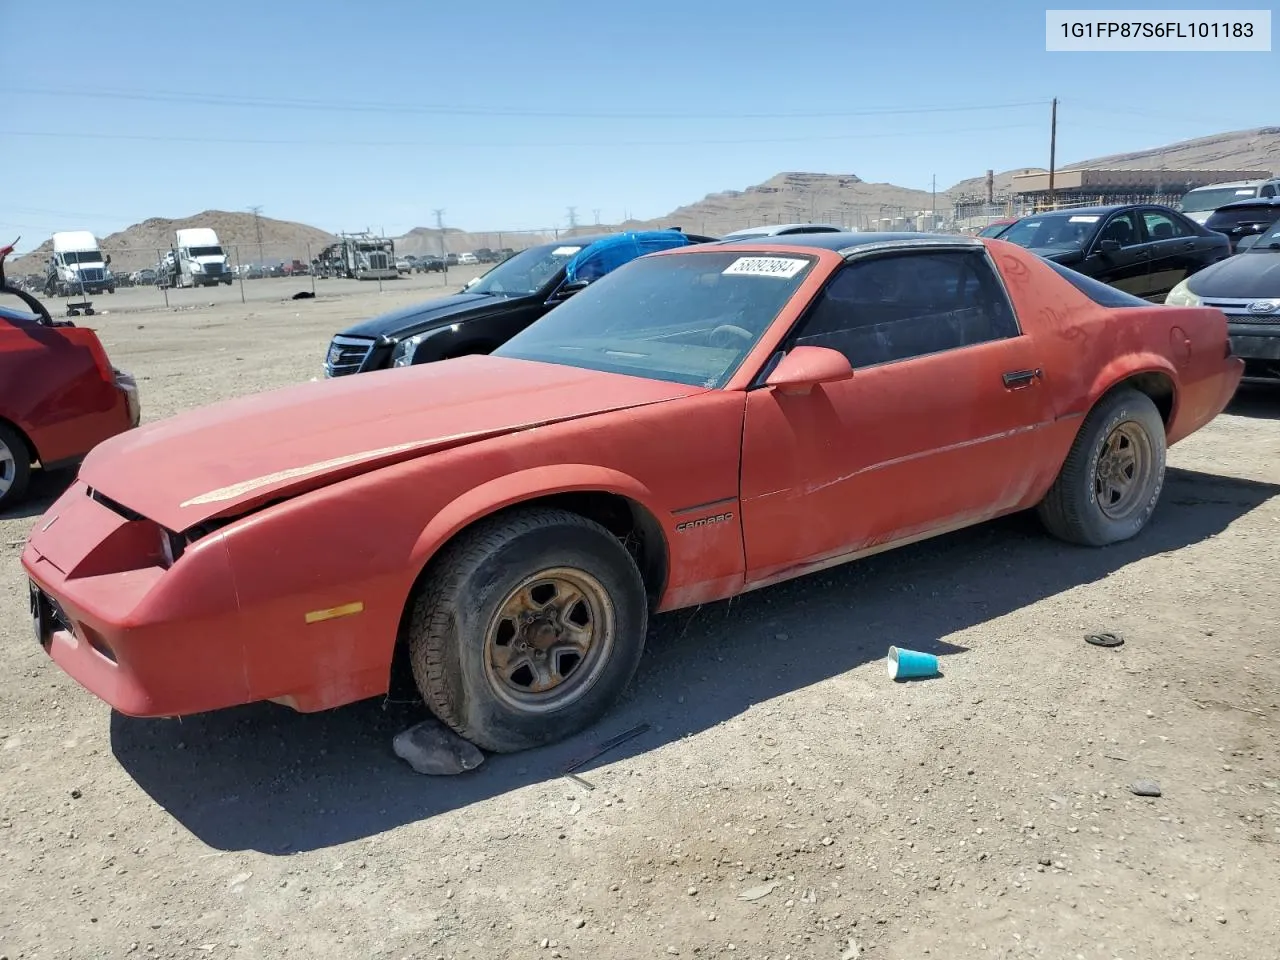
[930,174,936,228]
[1048,97,1058,209]
[433,208,446,260]
[249,205,264,266]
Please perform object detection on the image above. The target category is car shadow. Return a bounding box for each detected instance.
[0,467,76,522]
[108,466,1280,853]
[1228,384,1280,420]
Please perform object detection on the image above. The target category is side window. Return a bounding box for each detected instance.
[788,250,1020,370]
[1261,185,1276,198]
[1097,211,1143,248]
[1142,210,1191,240]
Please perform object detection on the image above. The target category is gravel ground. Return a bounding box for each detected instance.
[2,287,1278,960]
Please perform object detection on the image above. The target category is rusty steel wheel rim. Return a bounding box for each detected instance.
[0,438,15,497]
[482,567,616,713]
[1095,420,1154,521]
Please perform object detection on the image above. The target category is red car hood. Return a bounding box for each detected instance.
[80,355,704,531]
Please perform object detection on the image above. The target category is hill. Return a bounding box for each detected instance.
[947,127,1280,202]
[564,172,943,238]
[11,211,338,275]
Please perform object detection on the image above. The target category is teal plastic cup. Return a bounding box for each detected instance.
[887,646,939,681]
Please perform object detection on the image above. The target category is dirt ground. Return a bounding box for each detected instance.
[1,283,1278,960]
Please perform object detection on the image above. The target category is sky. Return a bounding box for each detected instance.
[2,0,1274,251]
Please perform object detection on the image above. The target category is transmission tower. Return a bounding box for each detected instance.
[249,205,264,265]
[566,206,578,230]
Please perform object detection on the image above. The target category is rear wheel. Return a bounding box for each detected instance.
[1037,387,1166,546]
[406,508,648,753]
[0,423,32,510]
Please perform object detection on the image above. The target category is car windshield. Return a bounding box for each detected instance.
[63,250,104,264]
[189,245,223,257]
[466,242,588,297]
[1247,219,1280,252]
[977,222,1010,237]
[493,250,815,388]
[998,213,1100,251]
[1180,186,1258,213]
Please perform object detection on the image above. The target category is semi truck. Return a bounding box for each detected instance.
[159,227,233,288]
[44,231,116,297]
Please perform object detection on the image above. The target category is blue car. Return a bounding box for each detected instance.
[325,229,715,376]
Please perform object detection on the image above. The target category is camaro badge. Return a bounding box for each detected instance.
[675,511,734,532]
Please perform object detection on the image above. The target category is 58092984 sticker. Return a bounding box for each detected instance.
[722,257,809,279]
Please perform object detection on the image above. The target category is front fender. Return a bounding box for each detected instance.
[409,463,666,570]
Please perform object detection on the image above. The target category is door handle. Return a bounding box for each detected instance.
[1180,241,1195,249]
[1002,368,1042,388]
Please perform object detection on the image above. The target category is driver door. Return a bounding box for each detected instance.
[738,248,1054,587]
[1085,211,1151,298]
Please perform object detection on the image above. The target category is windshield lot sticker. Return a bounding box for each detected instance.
[552,246,583,256]
[722,257,808,279]
[1068,215,1100,223]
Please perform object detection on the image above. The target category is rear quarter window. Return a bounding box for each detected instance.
[1044,260,1149,307]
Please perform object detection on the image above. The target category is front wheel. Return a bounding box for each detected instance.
[0,422,32,510]
[1037,387,1166,546]
[407,508,648,753]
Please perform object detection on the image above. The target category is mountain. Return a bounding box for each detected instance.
[565,172,944,238]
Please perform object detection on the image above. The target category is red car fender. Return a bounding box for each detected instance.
[1083,353,1180,432]
[409,462,668,574]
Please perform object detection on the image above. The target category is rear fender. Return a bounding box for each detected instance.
[409,463,665,571]
[1084,353,1179,433]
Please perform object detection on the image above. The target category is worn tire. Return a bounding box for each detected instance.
[0,422,33,511]
[1037,387,1166,546]
[407,508,648,753]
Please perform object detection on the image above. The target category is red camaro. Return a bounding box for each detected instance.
[23,234,1242,752]
[0,243,140,510]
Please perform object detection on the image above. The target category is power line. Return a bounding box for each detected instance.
[0,121,1042,149]
[8,86,1049,120]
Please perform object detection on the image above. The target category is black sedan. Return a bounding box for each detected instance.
[1166,216,1280,384]
[323,229,716,376]
[1204,197,1280,254]
[996,204,1230,302]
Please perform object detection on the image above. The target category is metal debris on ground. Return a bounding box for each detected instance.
[1085,631,1124,648]
[737,881,779,902]
[392,718,485,775]
[563,722,651,789]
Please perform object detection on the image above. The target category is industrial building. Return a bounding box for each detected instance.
[1010,168,1273,210]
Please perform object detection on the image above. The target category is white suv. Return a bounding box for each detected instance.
[1178,178,1280,224]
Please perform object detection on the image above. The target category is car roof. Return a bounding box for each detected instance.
[1212,196,1280,210]
[1186,180,1268,190]
[1017,204,1145,217]
[721,223,844,238]
[699,231,983,255]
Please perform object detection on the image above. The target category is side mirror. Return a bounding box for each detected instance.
[1098,239,1121,254]
[104,254,112,265]
[548,278,590,303]
[765,345,853,396]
